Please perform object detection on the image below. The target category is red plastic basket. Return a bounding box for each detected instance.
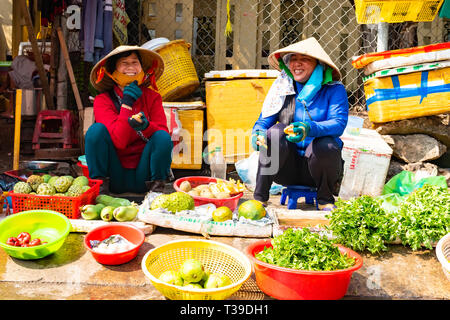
[173,176,243,211]
[245,240,363,300]
[9,179,102,219]
[77,162,90,178]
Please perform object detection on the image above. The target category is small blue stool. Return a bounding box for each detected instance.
[280,185,318,210]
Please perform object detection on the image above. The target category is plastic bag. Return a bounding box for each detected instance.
[235,152,283,194]
[379,170,447,212]
[382,170,447,196]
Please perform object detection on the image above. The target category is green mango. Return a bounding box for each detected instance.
[81,203,105,220]
[100,206,115,222]
[113,205,139,222]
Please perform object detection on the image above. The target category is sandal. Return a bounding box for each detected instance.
[318,203,337,211]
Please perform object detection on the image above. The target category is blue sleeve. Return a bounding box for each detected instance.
[308,84,349,138]
[252,112,279,134]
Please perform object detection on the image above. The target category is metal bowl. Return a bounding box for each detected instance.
[25,161,59,171]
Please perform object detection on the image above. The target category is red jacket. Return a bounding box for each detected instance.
[93,85,169,169]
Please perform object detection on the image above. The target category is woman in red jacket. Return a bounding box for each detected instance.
[85,45,172,194]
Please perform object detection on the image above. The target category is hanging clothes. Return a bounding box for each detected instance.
[80,0,113,63]
[39,0,67,27]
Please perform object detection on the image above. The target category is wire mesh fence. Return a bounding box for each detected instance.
[138,0,448,111]
[61,1,448,111]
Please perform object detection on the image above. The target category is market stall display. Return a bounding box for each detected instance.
[173,176,245,211]
[141,239,252,300]
[8,175,102,219]
[84,224,145,265]
[0,210,70,260]
[245,229,363,300]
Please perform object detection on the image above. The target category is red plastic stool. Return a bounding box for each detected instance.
[32,110,78,150]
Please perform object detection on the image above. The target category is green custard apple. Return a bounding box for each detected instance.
[36,183,56,196]
[53,176,72,193]
[13,181,32,194]
[26,175,44,192]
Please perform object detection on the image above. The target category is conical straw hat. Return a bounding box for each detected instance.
[90,45,164,93]
[268,37,341,81]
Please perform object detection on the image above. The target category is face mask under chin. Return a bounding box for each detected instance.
[111,70,145,87]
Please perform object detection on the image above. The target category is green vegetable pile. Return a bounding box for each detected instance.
[327,185,450,253]
[255,228,356,271]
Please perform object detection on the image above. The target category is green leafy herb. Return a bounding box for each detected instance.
[326,196,397,254]
[396,184,450,250]
[326,185,450,253]
[255,228,356,271]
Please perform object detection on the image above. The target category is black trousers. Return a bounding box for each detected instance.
[254,122,344,204]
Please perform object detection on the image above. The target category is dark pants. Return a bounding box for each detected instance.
[85,123,173,194]
[254,122,343,204]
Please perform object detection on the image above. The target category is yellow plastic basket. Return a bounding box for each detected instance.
[141,239,252,300]
[155,40,200,101]
[355,0,444,24]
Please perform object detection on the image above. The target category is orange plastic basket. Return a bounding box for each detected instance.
[354,0,444,24]
[9,179,102,219]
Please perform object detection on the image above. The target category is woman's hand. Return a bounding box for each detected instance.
[285,121,310,143]
[251,130,267,151]
[128,111,149,131]
[122,80,142,107]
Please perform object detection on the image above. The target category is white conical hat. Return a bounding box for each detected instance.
[268,37,341,81]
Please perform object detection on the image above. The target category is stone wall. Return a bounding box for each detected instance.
[372,114,450,187]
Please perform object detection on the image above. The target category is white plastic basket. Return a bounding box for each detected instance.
[436,233,450,282]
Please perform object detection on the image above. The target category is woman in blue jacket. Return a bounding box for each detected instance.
[252,37,349,211]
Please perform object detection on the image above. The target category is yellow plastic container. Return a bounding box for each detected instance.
[155,40,200,101]
[141,239,252,300]
[169,107,204,170]
[205,70,278,163]
[364,67,450,123]
[355,0,444,24]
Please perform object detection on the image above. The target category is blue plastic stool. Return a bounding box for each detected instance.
[280,185,318,210]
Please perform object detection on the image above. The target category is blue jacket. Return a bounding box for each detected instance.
[253,81,349,156]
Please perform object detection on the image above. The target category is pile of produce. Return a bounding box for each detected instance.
[256,228,356,271]
[12,174,90,197]
[80,195,138,222]
[179,178,245,199]
[6,232,46,247]
[149,191,195,213]
[327,184,450,253]
[158,258,232,289]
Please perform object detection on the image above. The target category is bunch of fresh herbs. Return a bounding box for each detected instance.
[255,228,356,271]
[326,185,449,253]
[326,195,398,254]
[396,184,450,250]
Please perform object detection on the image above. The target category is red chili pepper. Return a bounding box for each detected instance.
[6,237,18,246]
[20,243,29,247]
[29,238,41,247]
[17,232,31,245]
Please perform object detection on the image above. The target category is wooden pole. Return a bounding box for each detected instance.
[18,0,54,109]
[13,89,22,170]
[56,26,85,151]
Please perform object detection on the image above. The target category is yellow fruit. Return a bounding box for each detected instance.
[238,200,266,220]
[212,206,233,222]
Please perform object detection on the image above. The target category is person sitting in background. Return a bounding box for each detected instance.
[85,45,172,194]
[251,37,349,211]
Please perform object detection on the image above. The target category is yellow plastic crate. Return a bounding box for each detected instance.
[364,67,450,123]
[205,70,278,163]
[355,0,444,24]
